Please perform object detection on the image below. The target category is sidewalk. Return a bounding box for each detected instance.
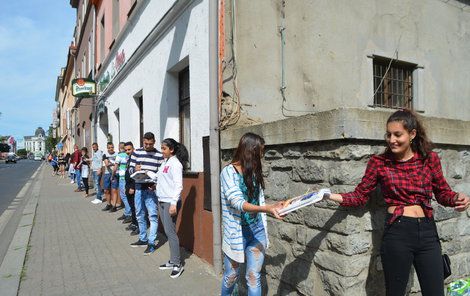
[18,166,221,296]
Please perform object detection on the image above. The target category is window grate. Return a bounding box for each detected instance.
[373,58,415,109]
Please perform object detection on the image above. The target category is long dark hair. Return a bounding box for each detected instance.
[162,138,189,169]
[232,132,266,199]
[385,109,433,158]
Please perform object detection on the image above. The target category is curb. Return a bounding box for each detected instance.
[0,163,43,296]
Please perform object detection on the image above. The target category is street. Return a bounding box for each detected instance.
[0,160,41,266]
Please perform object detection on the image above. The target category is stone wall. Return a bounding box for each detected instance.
[221,141,470,296]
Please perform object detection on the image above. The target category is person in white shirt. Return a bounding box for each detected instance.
[156,138,188,279]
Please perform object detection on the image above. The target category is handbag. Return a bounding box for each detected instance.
[442,253,451,279]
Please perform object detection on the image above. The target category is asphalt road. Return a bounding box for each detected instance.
[0,159,41,266]
[0,159,41,216]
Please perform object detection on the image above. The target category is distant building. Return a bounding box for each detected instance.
[24,127,46,155]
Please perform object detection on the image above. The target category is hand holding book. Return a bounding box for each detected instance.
[278,188,331,216]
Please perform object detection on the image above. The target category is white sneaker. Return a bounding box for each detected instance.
[70,180,75,184]
[91,199,102,204]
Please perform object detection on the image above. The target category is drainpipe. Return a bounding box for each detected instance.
[209,0,222,274]
[92,4,97,143]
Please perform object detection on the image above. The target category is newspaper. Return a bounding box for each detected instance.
[130,170,158,183]
[278,188,331,216]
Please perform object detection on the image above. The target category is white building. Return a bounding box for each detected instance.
[24,127,46,155]
[94,0,214,263]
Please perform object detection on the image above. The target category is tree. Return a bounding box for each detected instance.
[0,143,10,152]
[17,148,27,157]
[45,126,58,153]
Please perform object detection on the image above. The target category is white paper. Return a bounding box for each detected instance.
[278,188,331,216]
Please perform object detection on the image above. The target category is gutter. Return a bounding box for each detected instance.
[209,0,222,274]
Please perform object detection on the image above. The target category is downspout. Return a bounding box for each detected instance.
[92,4,97,144]
[209,0,222,274]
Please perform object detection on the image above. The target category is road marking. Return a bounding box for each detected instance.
[0,181,31,237]
[29,163,43,180]
[0,167,43,296]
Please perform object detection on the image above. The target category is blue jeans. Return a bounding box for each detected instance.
[135,186,158,244]
[119,178,131,216]
[75,169,83,190]
[221,219,266,296]
[92,171,102,200]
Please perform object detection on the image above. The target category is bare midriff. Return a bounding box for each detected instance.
[387,205,425,217]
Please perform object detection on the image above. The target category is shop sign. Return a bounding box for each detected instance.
[98,49,126,93]
[72,78,96,97]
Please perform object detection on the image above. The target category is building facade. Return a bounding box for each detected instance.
[220,0,470,295]
[24,127,46,155]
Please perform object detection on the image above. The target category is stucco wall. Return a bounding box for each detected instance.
[222,0,470,125]
[97,0,210,172]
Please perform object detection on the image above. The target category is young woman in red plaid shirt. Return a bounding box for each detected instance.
[327,109,469,296]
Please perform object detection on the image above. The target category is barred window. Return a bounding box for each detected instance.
[373,57,416,109]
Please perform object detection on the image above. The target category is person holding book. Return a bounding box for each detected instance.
[128,132,164,254]
[220,132,284,296]
[156,138,188,279]
[326,109,469,296]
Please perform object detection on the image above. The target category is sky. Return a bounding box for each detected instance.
[0,0,76,148]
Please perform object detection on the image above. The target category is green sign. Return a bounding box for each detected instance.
[72,78,96,97]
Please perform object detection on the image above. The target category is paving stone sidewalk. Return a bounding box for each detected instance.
[18,166,221,296]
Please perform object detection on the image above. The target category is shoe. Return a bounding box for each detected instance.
[143,244,156,255]
[122,216,132,224]
[109,206,118,213]
[170,264,184,278]
[126,223,137,231]
[115,204,124,210]
[102,204,112,211]
[130,240,147,247]
[159,261,174,270]
[117,214,126,220]
[91,199,102,204]
[70,180,75,184]
[130,229,139,236]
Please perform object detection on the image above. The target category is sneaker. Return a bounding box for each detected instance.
[70,180,75,184]
[117,214,126,221]
[143,244,156,255]
[170,264,184,278]
[109,206,118,213]
[159,261,174,270]
[125,223,137,231]
[91,199,102,204]
[130,229,139,236]
[122,216,132,224]
[102,204,113,211]
[130,240,147,247]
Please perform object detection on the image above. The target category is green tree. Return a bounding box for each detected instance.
[17,148,27,157]
[45,126,58,153]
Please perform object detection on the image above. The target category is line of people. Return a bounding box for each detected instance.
[54,132,188,279]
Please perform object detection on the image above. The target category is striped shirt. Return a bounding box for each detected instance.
[220,164,269,263]
[129,148,164,184]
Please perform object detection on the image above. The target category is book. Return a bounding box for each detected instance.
[130,170,158,183]
[278,188,331,216]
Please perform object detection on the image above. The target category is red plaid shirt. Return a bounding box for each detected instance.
[340,151,457,223]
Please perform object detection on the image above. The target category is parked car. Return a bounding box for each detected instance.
[6,153,17,163]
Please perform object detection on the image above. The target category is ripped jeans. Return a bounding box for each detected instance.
[221,219,266,296]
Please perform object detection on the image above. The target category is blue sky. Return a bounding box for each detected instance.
[0,0,76,147]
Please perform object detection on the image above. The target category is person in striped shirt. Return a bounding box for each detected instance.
[128,132,164,255]
[220,132,284,296]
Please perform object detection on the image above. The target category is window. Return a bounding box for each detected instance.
[112,0,120,40]
[114,109,120,143]
[88,37,92,76]
[179,67,190,166]
[134,94,143,147]
[373,57,416,109]
[100,15,105,63]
